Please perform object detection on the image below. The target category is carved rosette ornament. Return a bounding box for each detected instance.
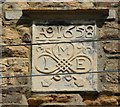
[32,24,97,91]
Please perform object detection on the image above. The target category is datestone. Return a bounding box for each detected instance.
[32,21,97,92]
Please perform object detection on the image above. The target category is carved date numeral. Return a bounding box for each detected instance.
[36,25,95,41]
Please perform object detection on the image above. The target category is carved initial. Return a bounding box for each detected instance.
[58,45,69,56]
[43,57,48,70]
[76,58,85,70]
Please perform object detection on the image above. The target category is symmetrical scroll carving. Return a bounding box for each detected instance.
[34,43,93,80]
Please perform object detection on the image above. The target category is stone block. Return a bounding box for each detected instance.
[5,10,23,20]
[2,46,29,58]
[107,9,116,20]
[1,58,29,85]
[2,92,22,103]
[81,1,94,9]
[2,26,22,44]
[103,42,120,54]
[1,57,29,67]
[99,22,119,38]
[28,94,85,106]
[102,84,119,93]
[32,22,97,92]
[100,59,120,93]
[84,95,119,106]
[105,59,119,84]
[16,26,31,43]
[105,59,119,71]
[20,94,28,106]
[2,85,31,96]
[94,2,119,7]
[4,2,29,10]
[3,27,20,38]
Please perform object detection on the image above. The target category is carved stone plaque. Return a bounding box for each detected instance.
[32,22,97,91]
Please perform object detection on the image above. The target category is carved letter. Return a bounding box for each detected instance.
[58,45,69,56]
[43,57,49,70]
[76,58,85,70]
[40,27,54,38]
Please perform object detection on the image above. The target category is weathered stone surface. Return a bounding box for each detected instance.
[1,58,29,85]
[2,27,22,44]
[103,42,120,54]
[3,20,18,27]
[81,1,94,9]
[4,2,119,11]
[100,59,120,93]
[26,2,83,9]
[5,10,23,20]
[108,9,116,19]
[1,57,29,67]
[2,85,31,96]
[2,72,17,85]
[3,2,29,10]
[3,27,20,39]
[99,22,119,38]
[2,67,29,85]
[20,94,28,106]
[2,46,29,58]
[2,103,21,106]
[105,59,119,70]
[105,72,119,84]
[0,63,7,72]
[18,26,31,43]
[2,92,22,103]
[94,2,119,8]
[28,94,85,106]
[0,18,2,36]
[84,95,119,106]
[32,23,97,92]
[102,84,119,93]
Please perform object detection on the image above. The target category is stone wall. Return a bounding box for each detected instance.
[0,1,120,106]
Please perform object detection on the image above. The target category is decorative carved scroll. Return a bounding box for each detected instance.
[35,43,93,74]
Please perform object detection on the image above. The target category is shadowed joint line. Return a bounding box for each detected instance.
[0,38,120,47]
[0,69,120,78]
